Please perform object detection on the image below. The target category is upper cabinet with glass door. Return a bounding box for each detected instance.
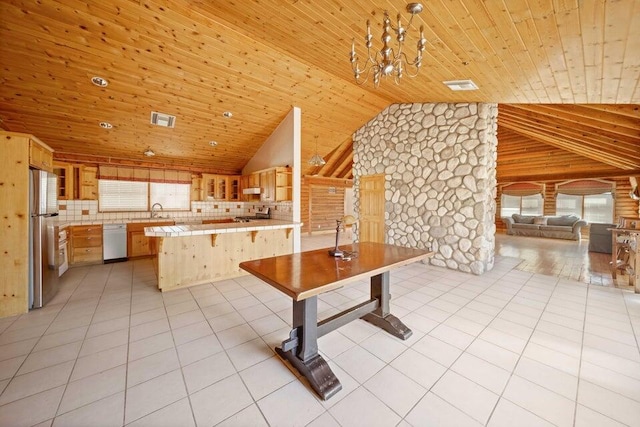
[202,174,241,201]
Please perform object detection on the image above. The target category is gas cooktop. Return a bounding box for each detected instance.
[234,208,271,222]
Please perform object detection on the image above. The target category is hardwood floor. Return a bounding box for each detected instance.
[304,232,628,289]
[494,233,633,289]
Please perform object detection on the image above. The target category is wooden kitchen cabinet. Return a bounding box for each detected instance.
[0,132,54,317]
[259,167,292,202]
[275,167,293,201]
[70,225,103,265]
[241,173,262,201]
[203,174,227,200]
[53,161,73,200]
[191,175,202,201]
[240,175,250,200]
[127,222,173,258]
[78,166,98,200]
[249,172,260,188]
[217,176,227,200]
[260,169,276,202]
[202,174,239,201]
[29,139,54,172]
[69,165,98,200]
[228,176,240,201]
[242,167,292,202]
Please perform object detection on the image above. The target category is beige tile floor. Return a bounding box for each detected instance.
[0,234,639,426]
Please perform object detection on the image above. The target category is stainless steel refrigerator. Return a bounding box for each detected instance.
[29,169,59,309]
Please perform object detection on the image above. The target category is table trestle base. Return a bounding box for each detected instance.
[276,271,415,400]
[275,346,342,400]
[317,299,379,337]
[362,312,413,340]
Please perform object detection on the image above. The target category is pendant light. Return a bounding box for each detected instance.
[309,136,326,166]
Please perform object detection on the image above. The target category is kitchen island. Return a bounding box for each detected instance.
[145,220,300,292]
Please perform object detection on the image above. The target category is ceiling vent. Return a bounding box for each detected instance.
[443,79,479,91]
[150,111,176,128]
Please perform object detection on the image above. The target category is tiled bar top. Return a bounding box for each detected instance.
[144,220,301,237]
[53,217,208,228]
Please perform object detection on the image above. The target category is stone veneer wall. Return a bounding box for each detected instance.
[353,103,498,275]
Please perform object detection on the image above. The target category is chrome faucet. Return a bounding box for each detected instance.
[151,203,163,218]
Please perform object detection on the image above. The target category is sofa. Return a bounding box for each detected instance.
[502,214,587,240]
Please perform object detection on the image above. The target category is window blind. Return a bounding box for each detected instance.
[98,180,148,211]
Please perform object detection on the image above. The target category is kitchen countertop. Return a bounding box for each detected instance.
[53,216,259,229]
[144,219,301,237]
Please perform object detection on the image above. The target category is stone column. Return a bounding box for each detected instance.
[353,103,498,275]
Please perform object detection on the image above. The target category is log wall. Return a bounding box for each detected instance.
[495,177,639,233]
[300,176,353,234]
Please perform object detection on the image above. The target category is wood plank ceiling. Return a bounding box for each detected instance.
[0,0,639,177]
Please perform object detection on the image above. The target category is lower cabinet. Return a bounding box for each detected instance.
[127,222,173,258]
[70,225,103,265]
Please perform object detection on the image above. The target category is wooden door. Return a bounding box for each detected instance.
[359,174,385,243]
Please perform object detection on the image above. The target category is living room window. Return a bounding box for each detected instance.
[500,182,545,217]
[556,193,614,223]
[501,194,544,217]
[555,179,615,223]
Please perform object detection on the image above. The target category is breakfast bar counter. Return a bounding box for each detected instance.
[145,220,301,292]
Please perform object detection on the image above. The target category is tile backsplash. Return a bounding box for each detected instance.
[57,200,293,223]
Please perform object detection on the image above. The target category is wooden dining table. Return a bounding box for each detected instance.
[239,241,434,400]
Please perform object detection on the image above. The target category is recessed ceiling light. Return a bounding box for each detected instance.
[209,141,218,147]
[99,121,113,129]
[223,111,233,118]
[143,149,155,157]
[91,76,109,87]
[443,79,479,91]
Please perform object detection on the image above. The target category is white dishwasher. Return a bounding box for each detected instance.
[103,224,128,263]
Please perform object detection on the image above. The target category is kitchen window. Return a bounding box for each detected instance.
[99,181,191,212]
[97,165,192,212]
[150,182,190,210]
[99,180,148,212]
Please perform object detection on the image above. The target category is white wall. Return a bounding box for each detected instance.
[242,107,302,253]
[242,110,296,174]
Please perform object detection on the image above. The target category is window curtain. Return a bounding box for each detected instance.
[556,179,615,196]
[98,165,190,183]
[149,169,191,184]
[500,182,544,197]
